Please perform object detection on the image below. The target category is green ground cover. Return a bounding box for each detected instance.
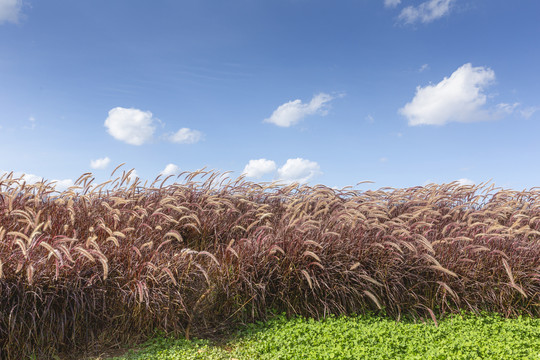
[107,313,540,360]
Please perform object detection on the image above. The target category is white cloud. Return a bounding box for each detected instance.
[400,63,496,126]
[0,170,73,191]
[0,0,22,24]
[380,157,388,163]
[50,179,75,192]
[264,93,334,127]
[384,0,401,8]
[399,0,453,24]
[168,128,202,144]
[90,156,111,170]
[127,169,139,182]
[160,163,181,177]
[277,158,321,184]
[18,172,44,184]
[366,114,375,123]
[104,107,156,145]
[242,159,277,179]
[105,107,202,146]
[456,178,475,186]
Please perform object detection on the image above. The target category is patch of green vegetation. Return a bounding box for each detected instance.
[109,313,540,360]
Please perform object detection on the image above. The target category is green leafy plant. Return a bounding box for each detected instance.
[110,313,540,360]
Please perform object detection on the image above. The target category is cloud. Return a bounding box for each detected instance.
[398,0,453,24]
[0,0,22,24]
[160,163,181,177]
[456,178,475,186]
[384,0,401,8]
[496,102,520,115]
[127,169,139,182]
[379,157,388,163]
[242,159,277,179]
[520,106,539,119]
[105,107,156,145]
[277,158,321,184]
[168,128,202,144]
[400,63,496,126]
[105,107,203,146]
[50,179,75,192]
[264,93,334,127]
[495,103,539,119]
[419,64,429,72]
[366,114,375,123]
[90,157,111,170]
[0,170,73,191]
[16,172,44,184]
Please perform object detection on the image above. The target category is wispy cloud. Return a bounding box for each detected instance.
[242,159,277,179]
[264,93,335,128]
[90,157,111,170]
[520,106,539,119]
[399,0,453,24]
[105,107,156,145]
[419,64,429,72]
[400,63,496,126]
[494,103,539,119]
[277,158,321,184]
[384,0,401,8]
[496,102,520,115]
[0,0,22,24]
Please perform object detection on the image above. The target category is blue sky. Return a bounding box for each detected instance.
[1,0,539,191]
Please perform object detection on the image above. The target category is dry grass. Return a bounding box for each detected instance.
[0,168,539,359]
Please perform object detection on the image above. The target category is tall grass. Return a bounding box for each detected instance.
[0,168,539,359]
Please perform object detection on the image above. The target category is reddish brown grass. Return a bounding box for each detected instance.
[0,169,539,359]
